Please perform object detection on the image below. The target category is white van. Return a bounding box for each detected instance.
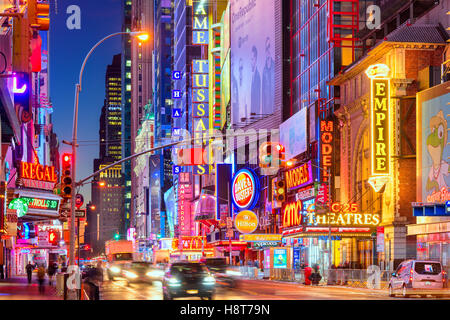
[389,260,447,298]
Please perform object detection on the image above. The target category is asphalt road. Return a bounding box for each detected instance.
[100,278,450,300]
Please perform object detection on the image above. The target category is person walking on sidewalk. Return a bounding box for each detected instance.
[37,265,46,294]
[47,262,57,286]
[26,262,34,284]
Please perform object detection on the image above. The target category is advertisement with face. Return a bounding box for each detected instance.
[417,82,450,204]
[230,0,276,125]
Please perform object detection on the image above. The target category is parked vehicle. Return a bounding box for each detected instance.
[388,260,447,298]
[162,262,215,300]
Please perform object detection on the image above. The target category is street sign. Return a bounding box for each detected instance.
[75,194,84,208]
[75,209,86,218]
[226,217,233,229]
[226,229,234,238]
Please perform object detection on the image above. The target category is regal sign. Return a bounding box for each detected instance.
[20,162,57,190]
[232,168,260,210]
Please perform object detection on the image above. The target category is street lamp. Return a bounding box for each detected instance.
[69,31,150,275]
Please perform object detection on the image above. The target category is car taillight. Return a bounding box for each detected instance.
[409,269,413,282]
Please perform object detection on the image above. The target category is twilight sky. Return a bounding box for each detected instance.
[49,0,122,202]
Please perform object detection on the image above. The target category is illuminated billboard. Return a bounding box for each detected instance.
[417,81,450,204]
[230,0,276,124]
[279,108,307,160]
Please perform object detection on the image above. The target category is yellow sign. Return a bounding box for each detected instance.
[367,63,391,180]
[240,234,282,242]
[234,210,258,234]
[307,212,381,227]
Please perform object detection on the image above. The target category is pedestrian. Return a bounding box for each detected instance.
[26,261,34,284]
[85,261,103,300]
[309,270,322,286]
[47,262,56,286]
[37,265,46,294]
[304,264,312,285]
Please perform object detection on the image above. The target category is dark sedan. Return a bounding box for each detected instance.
[162,262,216,300]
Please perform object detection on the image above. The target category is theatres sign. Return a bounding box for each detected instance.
[20,162,57,190]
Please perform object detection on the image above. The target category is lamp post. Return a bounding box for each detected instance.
[69,31,149,273]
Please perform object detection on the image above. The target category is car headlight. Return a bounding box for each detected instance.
[124,270,138,279]
[168,278,181,287]
[110,266,121,274]
[147,270,164,278]
[226,269,242,276]
[203,276,215,285]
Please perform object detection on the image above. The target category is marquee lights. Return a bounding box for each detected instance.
[366,63,391,191]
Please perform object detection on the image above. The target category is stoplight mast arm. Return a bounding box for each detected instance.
[75,132,262,188]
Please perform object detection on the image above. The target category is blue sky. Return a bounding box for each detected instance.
[50,0,123,201]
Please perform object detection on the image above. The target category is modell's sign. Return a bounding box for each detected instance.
[20,162,57,190]
[286,161,313,191]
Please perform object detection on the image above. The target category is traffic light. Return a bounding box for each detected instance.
[28,0,50,31]
[114,233,120,240]
[259,142,273,168]
[61,153,73,198]
[13,72,32,123]
[274,178,286,203]
[48,230,59,245]
[275,144,285,167]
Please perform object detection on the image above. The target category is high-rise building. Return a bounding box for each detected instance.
[153,0,174,239]
[122,0,133,236]
[91,54,125,254]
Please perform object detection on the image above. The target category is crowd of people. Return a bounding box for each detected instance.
[25,261,59,294]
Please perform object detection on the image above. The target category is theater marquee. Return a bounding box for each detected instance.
[366,64,391,192]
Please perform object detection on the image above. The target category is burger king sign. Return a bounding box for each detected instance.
[232,168,260,211]
[234,210,259,234]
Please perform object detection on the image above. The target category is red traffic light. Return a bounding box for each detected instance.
[62,154,71,163]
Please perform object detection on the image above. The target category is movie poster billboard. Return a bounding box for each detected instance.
[280,108,307,160]
[231,0,276,124]
[417,81,450,204]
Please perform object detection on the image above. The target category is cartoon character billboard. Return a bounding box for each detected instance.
[417,82,450,204]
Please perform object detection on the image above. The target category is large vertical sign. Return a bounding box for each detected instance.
[178,173,193,237]
[216,163,233,220]
[320,120,334,184]
[192,0,209,45]
[366,64,391,192]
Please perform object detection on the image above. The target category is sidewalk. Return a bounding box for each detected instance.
[0,276,61,300]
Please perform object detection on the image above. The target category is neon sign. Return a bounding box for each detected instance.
[367,64,391,177]
[306,212,381,227]
[285,161,313,190]
[232,168,260,211]
[320,121,334,183]
[8,199,28,218]
[13,77,27,94]
[234,210,258,234]
[192,0,209,45]
[282,200,303,228]
[20,162,57,183]
[20,196,59,212]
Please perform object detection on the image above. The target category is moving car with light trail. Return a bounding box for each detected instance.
[162,262,216,300]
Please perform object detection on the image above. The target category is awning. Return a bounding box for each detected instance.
[407,221,450,236]
[194,194,218,227]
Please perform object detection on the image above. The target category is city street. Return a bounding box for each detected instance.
[100,278,450,301]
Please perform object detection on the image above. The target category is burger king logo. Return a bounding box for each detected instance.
[232,169,260,210]
[234,210,258,234]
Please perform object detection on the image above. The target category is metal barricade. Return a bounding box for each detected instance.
[324,269,394,289]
